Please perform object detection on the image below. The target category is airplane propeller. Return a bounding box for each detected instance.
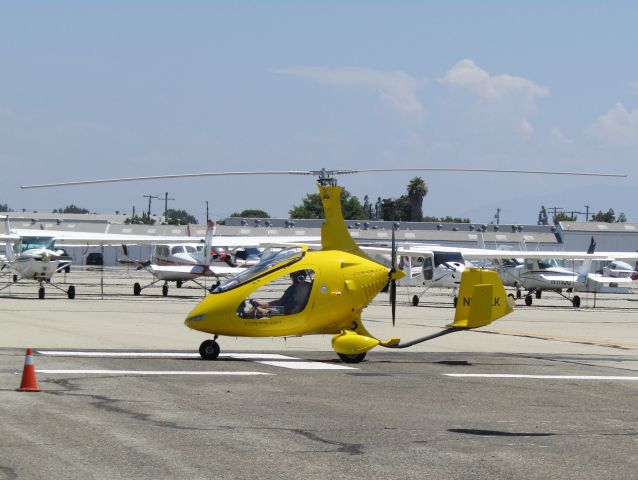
[390,225,398,326]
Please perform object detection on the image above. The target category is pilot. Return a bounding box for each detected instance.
[249,270,312,317]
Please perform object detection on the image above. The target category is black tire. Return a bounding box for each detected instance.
[453,296,458,308]
[516,290,522,299]
[535,290,542,299]
[176,280,183,289]
[162,284,169,297]
[38,287,45,300]
[199,340,220,360]
[67,285,76,299]
[337,352,366,363]
[525,295,533,306]
[12,274,18,283]
[133,282,142,296]
[411,295,419,306]
[64,265,71,274]
[572,295,581,308]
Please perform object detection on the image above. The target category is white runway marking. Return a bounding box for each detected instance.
[444,374,638,381]
[36,369,271,376]
[36,351,354,370]
[258,361,355,370]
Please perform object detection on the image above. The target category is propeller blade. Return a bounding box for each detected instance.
[390,280,397,326]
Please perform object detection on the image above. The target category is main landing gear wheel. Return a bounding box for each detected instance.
[162,284,169,297]
[453,296,458,308]
[412,295,419,306]
[199,339,220,360]
[64,265,71,273]
[516,290,522,299]
[337,352,366,363]
[176,280,183,288]
[525,295,533,306]
[572,295,581,308]
[38,287,45,299]
[133,282,142,296]
[535,290,542,299]
[13,274,18,283]
[67,285,76,299]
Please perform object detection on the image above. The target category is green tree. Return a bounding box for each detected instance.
[230,209,270,218]
[166,208,198,225]
[423,215,470,223]
[591,209,615,223]
[53,204,90,214]
[617,212,627,223]
[553,212,577,224]
[289,189,365,220]
[0,203,9,212]
[406,177,428,222]
[379,196,411,221]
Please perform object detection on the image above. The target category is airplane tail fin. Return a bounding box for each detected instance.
[448,269,514,329]
[576,236,596,281]
[203,219,216,264]
[3,216,15,262]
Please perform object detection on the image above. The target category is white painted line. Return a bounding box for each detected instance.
[38,351,200,358]
[259,361,356,370]
[444,374,638,381]
[36,369,272,376]
[37,351,297,360]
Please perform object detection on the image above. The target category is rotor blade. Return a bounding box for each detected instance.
[21,167,627,189]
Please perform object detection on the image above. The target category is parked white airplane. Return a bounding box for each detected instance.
[1,228,76,299]
[365,237,638,308]
[121,220,319,296]
[0,216,202,299]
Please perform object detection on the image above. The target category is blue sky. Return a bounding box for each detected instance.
[2,1,637,224]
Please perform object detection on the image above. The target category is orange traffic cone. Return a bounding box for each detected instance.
[16,348,41,392]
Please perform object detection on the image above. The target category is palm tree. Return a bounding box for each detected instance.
[407,177,428,222]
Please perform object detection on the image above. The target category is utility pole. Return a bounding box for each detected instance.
[162,192,175,223]
[494,208,501,225]
[205,201,209,223]
[142,194,159,219]
[584,205,590,222]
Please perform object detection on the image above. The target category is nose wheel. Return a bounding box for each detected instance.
[199,339,220,360]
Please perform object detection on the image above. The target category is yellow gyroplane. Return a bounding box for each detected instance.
[184,171,514,362]
[23,167,624,362]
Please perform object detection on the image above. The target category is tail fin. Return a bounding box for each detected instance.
[449,269,514,329]
[203,219,216,264]
[576,236,596,281]
[3,216,15,262]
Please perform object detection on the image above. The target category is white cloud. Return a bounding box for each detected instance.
[274,67,423,116]
[438,59,548,137]
[439,59,548,102]
[589,102,638,147]
[550,127,573,144]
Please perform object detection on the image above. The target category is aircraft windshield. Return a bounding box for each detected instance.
[433,251,464,266]
[20,236,55,252]
[212,247,305,293]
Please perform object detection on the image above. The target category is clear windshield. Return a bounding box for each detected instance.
[212,247,305,293]
[20,236,55,252]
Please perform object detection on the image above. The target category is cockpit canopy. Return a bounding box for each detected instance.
[212,246,306,293]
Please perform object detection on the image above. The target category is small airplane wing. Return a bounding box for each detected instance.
[149,264,244,281]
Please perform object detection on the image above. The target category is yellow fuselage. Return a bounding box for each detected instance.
[184,249,388,337]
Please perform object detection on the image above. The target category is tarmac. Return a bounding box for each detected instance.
[1,268,637,479]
